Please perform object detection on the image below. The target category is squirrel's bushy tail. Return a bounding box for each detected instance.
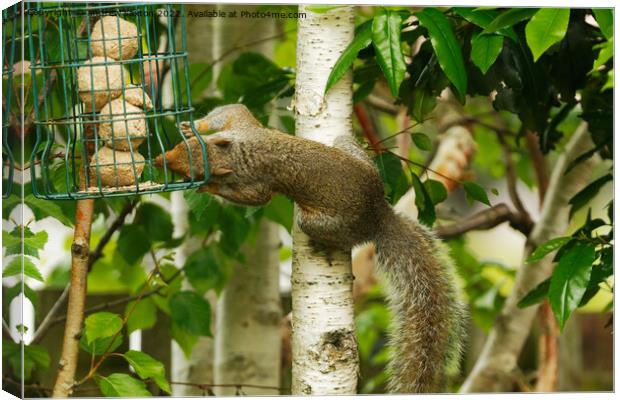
[373,210,466,393]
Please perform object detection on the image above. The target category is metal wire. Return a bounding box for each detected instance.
[25,2,208,200]
[2,5,18,198]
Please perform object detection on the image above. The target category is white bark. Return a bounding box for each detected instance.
[291,6,358,395]
[460,123,597,392]
[214,220,282,395]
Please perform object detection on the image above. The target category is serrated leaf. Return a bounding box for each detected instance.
[116,224,150,265]
[592,37,613,71]
[372,11,407,97]
[517,278,551,308]
[411,132,433,151]
[527,237,572,263]
[471,33,504,74]
[97,373,152,397]
[525,8,570,61]
[24,194,74,227]
[326,20,372,93]
[123,350,171,394]
[125,299,157,334]
[3,257,44,282]
[171,322,198,358]
[592,9,613,39]
[423,179,448,205]
[84,312,123,345]
[6,282,38,305]
[549,242,596,330]
[463,182,491,206]
[484,8,539,34]
[169,291,212,337]
[411,172,436,227]
[568,174,612,218]
[184,247,229,295]
[415,8,467,101]
[80,333,123,356]
[134,203,173,243]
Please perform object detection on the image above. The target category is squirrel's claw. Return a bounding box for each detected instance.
[212,167,234,176]
[180,121,194,137]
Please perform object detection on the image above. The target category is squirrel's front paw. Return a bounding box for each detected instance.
[180,121,193,137]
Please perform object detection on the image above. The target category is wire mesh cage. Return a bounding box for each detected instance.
[2,5,18,199]
[25,2,208,199]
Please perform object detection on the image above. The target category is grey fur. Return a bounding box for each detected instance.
[156,104,467,393]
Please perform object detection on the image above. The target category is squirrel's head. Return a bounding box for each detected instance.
[154,130,250,184]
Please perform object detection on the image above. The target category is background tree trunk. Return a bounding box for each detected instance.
[290,5,358,395]
[214,221,282,395]
[460,123,597,393]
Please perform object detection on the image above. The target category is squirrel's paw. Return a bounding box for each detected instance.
[180,121,193,137]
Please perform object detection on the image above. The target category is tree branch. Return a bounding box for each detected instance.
[460,122,597,393]
[434,203,531,239]
[31,200,137,345]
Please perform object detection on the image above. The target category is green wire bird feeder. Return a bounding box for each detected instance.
[2,5,18,199]
[26,2,208,200]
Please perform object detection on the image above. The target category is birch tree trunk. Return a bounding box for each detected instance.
[460,123,597,392]
[290,6,358,395]
[214,221,282,395]
[171,5,283,394]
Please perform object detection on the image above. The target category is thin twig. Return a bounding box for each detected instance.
[496,127,533,228]
[435,203,532,239]
[31,200,138,345]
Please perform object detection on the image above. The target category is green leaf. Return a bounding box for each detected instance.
[517,278,551,308]
[170,322,198,358]
[374,152,409,204]
[24,194,74,227]
[134,203,173,243]
[568,174,612,218]
[452,7,517,41]
[325,20,372,93]
[184,247,229,295]
[423,179,448,205]
[123,350,171,394]
[6,282,38,305]
[525,8,570,61]
[97,373,152,397]
[592,37,613,71]
[263,194,294,231]
[415,8,467,101]
[526,237,572,263]
[411,132,433,151]
[4,228,48,257]
[549,242,596,330]
[306,5,344,13]
[463,182,491,206]
[484,8,539,34]
[125,299,157,334]
[353,80,376,104]
[411,173,436,227]
[80,334,123,356]
[3,257,44,282]
[169,291,212,337]
[592,9,613,39]
[84,312,123,345]
[471,33,504,74]
[410,87,437,123]
[116,224,151,265]
[372,11,407,97]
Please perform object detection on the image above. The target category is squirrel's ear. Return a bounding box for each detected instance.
[212,167,234,176]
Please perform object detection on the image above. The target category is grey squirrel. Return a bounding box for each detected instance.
[155,104,466,393]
